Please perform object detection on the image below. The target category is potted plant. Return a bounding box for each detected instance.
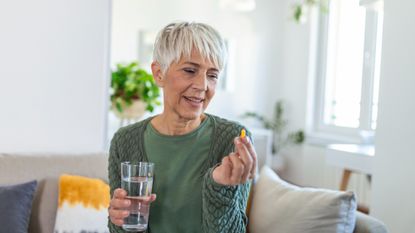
[242,100,305,170]
[110,61,160,120]
[292,0,328,23]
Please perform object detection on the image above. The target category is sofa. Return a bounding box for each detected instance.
[0,153,388,233]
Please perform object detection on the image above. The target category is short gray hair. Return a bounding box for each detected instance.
[153,22,227,74]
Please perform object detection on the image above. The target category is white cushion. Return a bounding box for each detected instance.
[249,166,357,233]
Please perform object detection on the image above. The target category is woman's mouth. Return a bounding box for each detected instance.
[184,96,204,106]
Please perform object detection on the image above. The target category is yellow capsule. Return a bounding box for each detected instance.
[240,129,246,138]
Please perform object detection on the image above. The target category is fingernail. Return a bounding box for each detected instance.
[123,211,129,216]
[124,200,130,205]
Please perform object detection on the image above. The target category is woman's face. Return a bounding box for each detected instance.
[153,49,220,121]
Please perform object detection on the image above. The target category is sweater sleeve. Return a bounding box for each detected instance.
[107,132,126,233]
[202,166,251,233]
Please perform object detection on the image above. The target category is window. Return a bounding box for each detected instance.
[312,0,384,143]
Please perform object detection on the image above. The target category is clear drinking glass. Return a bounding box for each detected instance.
[121,161,154,232]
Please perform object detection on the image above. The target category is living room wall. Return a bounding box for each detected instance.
[370,0,415,231]
[0,0,111,153]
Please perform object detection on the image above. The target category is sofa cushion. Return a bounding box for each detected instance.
[0,180,37,233]
[354,212,388,233]
[0,153,109,233]
[249,166,357,233]
[54,174,110,233]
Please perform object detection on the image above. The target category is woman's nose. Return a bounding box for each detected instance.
[193,73,208,91]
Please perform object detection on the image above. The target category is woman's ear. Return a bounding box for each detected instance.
[151,61,164,87]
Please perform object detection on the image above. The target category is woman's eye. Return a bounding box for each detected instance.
[208,74,218,79]
[183,68,196,74]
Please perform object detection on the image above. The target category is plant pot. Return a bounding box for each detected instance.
[111,100,146,120]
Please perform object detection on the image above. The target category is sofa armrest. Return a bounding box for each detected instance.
[354,211,388,233]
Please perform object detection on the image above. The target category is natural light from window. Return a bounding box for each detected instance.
[324,0,366,128]
[371,11,383,130]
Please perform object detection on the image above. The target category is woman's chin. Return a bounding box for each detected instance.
[178,110,204,121]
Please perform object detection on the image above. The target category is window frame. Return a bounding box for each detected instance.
[308,0,383,145]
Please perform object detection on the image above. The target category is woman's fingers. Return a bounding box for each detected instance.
[235,136,256,180]
[228,153,244,183]
[113,188,127,198]
[111,218,124,226]
[109,189,157,226]
[109,188,130,226]
[212,155,235,185]
[109,189,128,226]
[212,134,259,185]
[149,193,157,202]
[109,208,129,219]
[109,207,129,225]
[221,156,233,179]
[141,194,157,204]
[110,197,130,208]
[239,136,257,178]
[234,138,253,181]
[212,156,232,185]
[110,189,130,209]
[110,189,157,208]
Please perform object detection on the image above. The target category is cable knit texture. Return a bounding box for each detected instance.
[108,114,251,233]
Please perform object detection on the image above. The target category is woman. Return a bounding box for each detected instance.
[108,21,257,233]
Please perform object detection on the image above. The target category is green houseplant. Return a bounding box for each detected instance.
[243,100,305,155]
[110,61,160,119]
[292,0,328,23]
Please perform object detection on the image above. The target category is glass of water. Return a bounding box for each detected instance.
[121,161,154,232]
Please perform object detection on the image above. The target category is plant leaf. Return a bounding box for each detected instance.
[110,61,160,113]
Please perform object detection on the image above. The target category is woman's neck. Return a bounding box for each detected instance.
[151,113,206,136]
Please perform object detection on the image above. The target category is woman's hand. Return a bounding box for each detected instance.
[212,136,257,186]
[108,188,157,226]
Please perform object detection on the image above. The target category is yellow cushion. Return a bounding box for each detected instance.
[54,174,110,233]
[58,174,109,210]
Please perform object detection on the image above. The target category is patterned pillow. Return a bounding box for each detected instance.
[249,166,357,233]
[0,180,37,233]
[54,174,110,233]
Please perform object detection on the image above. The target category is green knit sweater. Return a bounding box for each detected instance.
[108,114,251,233]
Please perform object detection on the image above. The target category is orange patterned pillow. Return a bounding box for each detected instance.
[54,174,110,233]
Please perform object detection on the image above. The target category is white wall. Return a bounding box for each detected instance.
[274,0,322,185]
[370,0,415,231]
[0,0,111,153]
